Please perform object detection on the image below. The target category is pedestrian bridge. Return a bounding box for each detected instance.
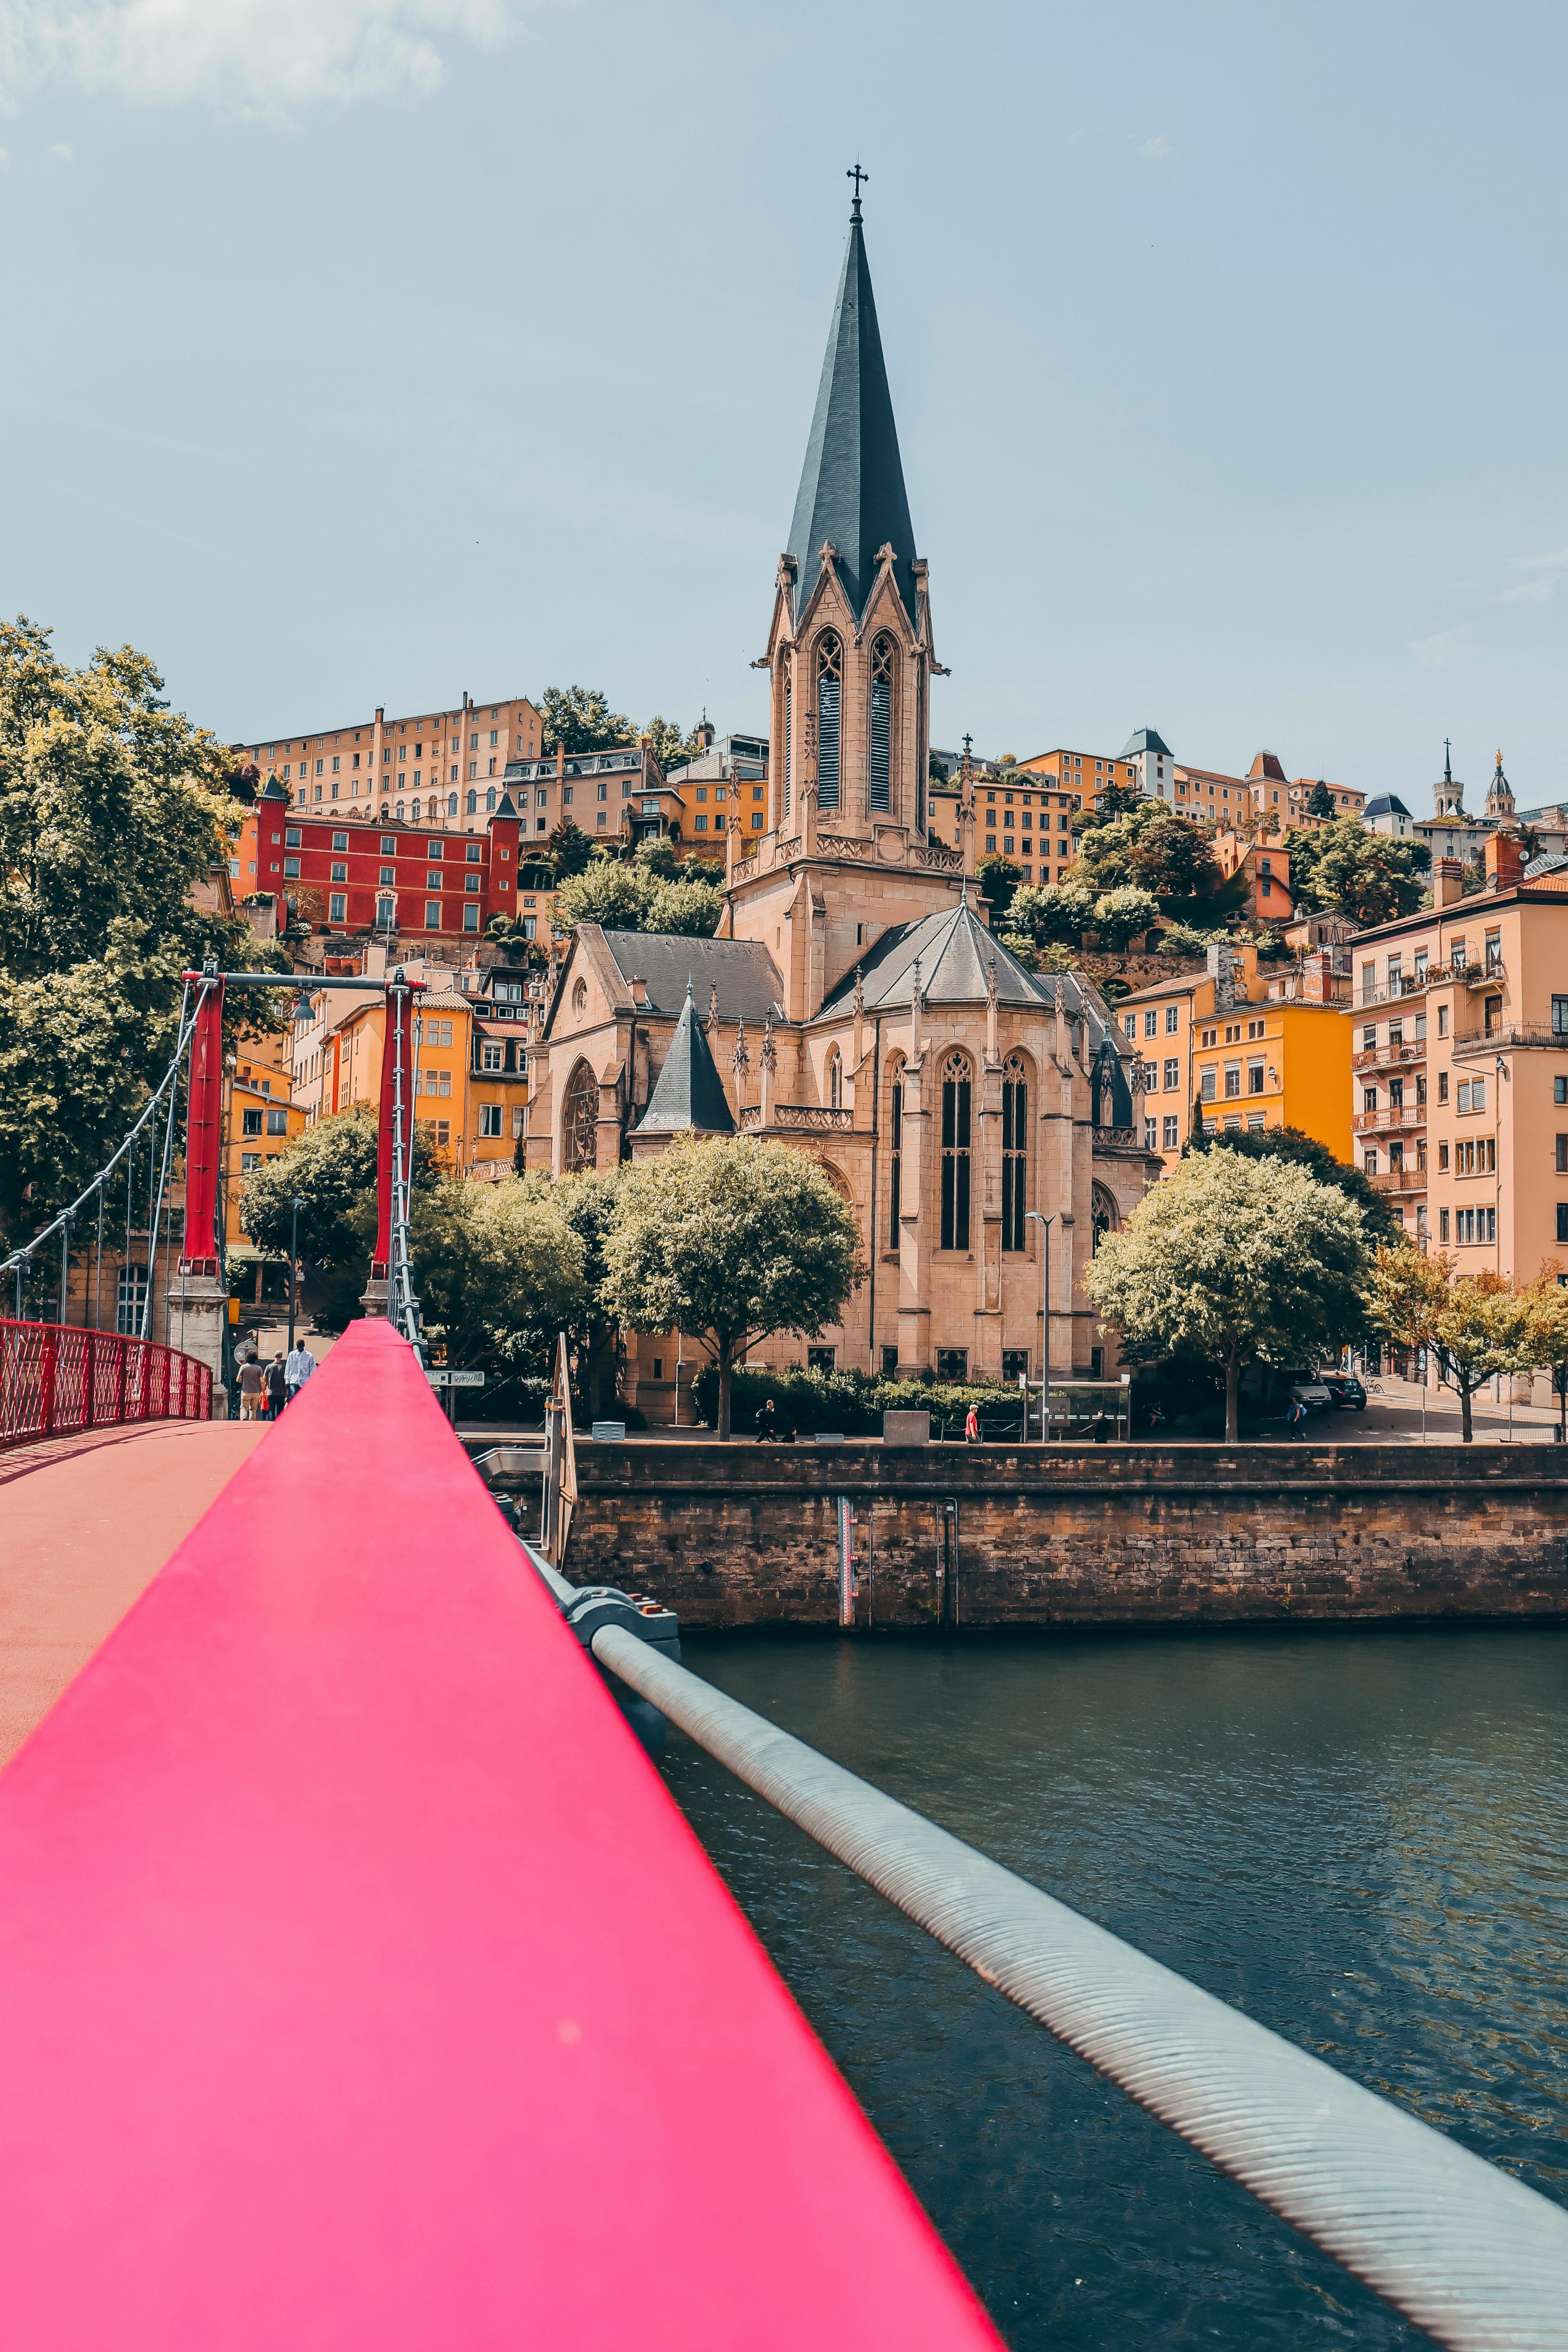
[0,1320,1564,2351]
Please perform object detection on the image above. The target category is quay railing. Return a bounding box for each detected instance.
[0,1315,212,1451]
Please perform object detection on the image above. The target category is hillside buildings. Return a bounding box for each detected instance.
[232,692,544,834]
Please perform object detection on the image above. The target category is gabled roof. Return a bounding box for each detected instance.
[600,931,783,1021]
[1120,728,1172,759]
[1364,794,1411,819]
[635,983,736,1136]
[786,205,917,626]
[814,894,1122,1053]
[1248,751,1288,782]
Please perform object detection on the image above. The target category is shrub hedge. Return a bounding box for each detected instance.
[687,1362,1033,1439]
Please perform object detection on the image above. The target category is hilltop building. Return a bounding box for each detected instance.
[524,187,1157,1410]
[231,692,544,835]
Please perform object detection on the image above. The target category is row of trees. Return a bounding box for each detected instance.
[539,684,706,778]
[0,617,292,1244]
[1085,1142,1568,1441]
[242,1127,863,1438]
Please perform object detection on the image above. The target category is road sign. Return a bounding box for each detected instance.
[427,1369,485,1388]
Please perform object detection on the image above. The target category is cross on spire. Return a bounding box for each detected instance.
[847,162,869,218]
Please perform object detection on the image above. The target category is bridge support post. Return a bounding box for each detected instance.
[174,971,230,1411]
[361,977,414,1321]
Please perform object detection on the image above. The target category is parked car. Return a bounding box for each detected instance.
[1284,1373,1334,1414]
[1320,1372,1368,1412]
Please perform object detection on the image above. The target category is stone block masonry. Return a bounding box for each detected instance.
[547,1442,1568,1630]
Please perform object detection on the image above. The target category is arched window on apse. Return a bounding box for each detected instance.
[783,667,793,821]
[1092,1182,1118,1255]
[887,1054,906,1238]
[1002,1052,1028,1252]
[562,1061,599,1174]
[816,634,842,812]
[940,1050,972,1252]
[869,634,894,814]
[825,1048,842,1111]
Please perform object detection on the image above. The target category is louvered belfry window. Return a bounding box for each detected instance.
[783,676,792,818]
[940,1051,972,1251]
[869,634,894,814]
[1002,1053,1028,1251]
[816,635,841,811]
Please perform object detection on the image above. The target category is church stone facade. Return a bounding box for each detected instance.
[523,191,1158,1418]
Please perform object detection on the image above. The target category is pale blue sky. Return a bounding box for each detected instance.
[2,0,1565,805]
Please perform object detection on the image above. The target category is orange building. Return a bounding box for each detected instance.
[1209,831,1299,925]
[1116,940,1351,1171]
[232,690,544,841]
[1172,751,1366,832]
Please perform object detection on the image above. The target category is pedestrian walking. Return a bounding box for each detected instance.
[1288,1396,1307,1439]
[964,1403,980,1445]
[755,1398,777,1443]
[285,1337,318,1405]
[264,1353,287,1420]
[237,1356,264,1421]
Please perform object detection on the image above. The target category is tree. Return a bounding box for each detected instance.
[485,913,547,967]
[409,1178,585,1381]
[1366,1247,1534,1442]
[1287,818,1425,926]
[1520,1270,1568,1442]
[1091,885,1161,948]
[540,685,633,756]
[1087,775,1145,821]
[1071,801,1220,902]
[602,1135,865,1439]
[1007,878,1097,947]
[0,617,292,1240]
[550,856,722,940]
[975,853,1021,917]
[1306,778,1336,820]
[644,875,723,936]
[545,817,596,878]
[633,835,723,887]
[241,1104,379,1330]
[642,716,696,772]
[1186,1120,1403,1240]
[1085,1149,1372,1440]
[544,1167,628,1417]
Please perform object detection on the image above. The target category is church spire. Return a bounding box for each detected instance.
[786,175,917,626]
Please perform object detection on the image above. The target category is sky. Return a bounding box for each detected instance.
[2,0,1566,806]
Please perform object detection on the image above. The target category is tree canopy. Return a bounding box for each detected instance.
[410,1178,585,1382]
[551,854,722,940]
[1085,1148,1373,1438]
[1306,779,1336,819]
[974,853,1021,917]
[1090,885,1162,947]
[0,616,290,1241]
[1071,801,1221,901]
[1186,1119,1402,1240]
[601,1135,864,1437]
[1287,818,1426,926]
[1006,878,1098,947]
[1367,1247,1536,1440]
[545,817,596,877]
[540,685,634,756]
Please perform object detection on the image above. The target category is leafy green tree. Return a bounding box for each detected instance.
[1087,775,1145,821]
[1520,1269,1568,1441]
[1287,818,1425,925]
[1187,1118,1402,1240]
[1367,1249,1534,1442]
[1306,778,1336,819]
[485,912,547,966]
[240,1104,379,1330]
[602,1134,865,1439]
[1072,801,1221,902]
[410,1177,585,1380]
[540,685,633,756]
[1085,1147,1372,1439]
[551,856,722,939]
[631,836,685,880]
[642,716,696,772]
[1006,878,1097,946]
[1092,885,1161,948]
[0,617,291,1240]
[975,853,1021,917]
[545,817,596,878]
[543,1167,628,1417]
[644,875,723,936]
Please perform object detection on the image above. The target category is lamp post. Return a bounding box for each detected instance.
[1025,1210,1054,1442]
[287,1196,304,1359]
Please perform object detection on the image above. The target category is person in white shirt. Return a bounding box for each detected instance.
[284,1341,317,1403]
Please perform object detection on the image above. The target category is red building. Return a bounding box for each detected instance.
[237,779,522,944]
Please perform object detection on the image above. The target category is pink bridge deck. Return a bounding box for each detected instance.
[0,1320,1000,2350]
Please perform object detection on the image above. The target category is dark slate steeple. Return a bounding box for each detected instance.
[786,181,917,627]
[636,979,736,1137]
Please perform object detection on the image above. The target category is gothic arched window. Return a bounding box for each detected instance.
[887,1054,906,1238]
[940,1051,972,1251]
[1092,1182,1118,1254]
[816,634,842,812]
[825,1048,842,1110]
[783,668,793,821]
[1002,1052,1028,1251]
[869,634,894,814]
[562,1060,598,1173]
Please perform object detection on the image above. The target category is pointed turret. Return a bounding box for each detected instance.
[786,187,917,626]
[636,979,736,1137]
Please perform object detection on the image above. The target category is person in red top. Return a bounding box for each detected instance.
[964,1404,980,1445]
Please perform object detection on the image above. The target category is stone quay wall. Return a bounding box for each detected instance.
[543,1441,1568,1631]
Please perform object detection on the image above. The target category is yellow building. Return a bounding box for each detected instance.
[225,1035,310,1307]
[1116,941,1352,1172]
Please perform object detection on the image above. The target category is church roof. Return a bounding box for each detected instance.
[600,931,783,1021]
[814,894,1122,1048]
[1120,727,1172,759]
[786,202,917,627]
[635,982,736,1136]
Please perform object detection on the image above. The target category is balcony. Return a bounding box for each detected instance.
[1459,960,1506,991]
[1368,1167,1428,1194]
[1355,958,1483,1007]
[737,1104,855,1133]
[1451,1022,1568,1057]
[1352,1104,1426,1136]
[1351,1039,1427,1073]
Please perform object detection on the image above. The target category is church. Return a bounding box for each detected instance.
[522,184,1158,1418]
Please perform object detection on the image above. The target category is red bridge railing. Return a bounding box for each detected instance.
[0,1317,212,1451]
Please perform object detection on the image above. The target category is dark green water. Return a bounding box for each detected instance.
[660,1626,1568,2349]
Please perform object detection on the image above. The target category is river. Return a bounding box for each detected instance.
[660,1624,1568,2349]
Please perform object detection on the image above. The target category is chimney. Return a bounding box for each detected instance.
[1301,950,1332,1002]
[1485,832,1525,890]
[1432,857,1466,908]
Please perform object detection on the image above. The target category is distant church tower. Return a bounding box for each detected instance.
[726,173,959,1016]
[1434,738,1466,818]
[1484,750,1515,823]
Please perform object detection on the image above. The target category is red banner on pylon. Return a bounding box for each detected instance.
[179,978,225,1277]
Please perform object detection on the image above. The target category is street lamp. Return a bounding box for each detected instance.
[1025,1210,1055,1443]
[287,1196,305,1358]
